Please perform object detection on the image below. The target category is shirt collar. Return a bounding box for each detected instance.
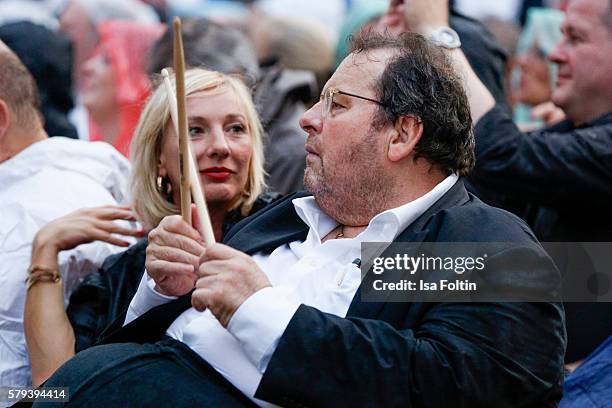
[292,174,459,243]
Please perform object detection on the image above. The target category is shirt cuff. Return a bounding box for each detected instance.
[227,286,300,373]
[124,269,177,325]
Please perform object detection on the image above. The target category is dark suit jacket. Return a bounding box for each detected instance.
[470,106,612,242]
[101,180,565,408]
[469,107,612,363]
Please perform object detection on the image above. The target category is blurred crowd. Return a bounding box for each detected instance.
[0,0,610,406]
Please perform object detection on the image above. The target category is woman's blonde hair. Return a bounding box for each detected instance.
[129,68,266,229]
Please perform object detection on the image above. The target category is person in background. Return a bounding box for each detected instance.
[334,0,388,69]
[148,17,316,194]
[0,40,133,390]
[57,0,159,139]
[249,0,346,40]
[82,20,165,158]
[147,17,260,87]
[24,68,278,386]
[0,4,78,139]
[249,16,334,93]
[58,0,159,89]
[140,0,169,22]
[560,335,612,406]
[380,0,509,105]
[481,17,521,108]
[512,7,565,130]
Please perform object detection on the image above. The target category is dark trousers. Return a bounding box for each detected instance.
[34,337,257,407]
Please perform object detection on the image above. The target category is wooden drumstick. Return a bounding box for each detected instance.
[173,17,192,225]
[161,69,216,244]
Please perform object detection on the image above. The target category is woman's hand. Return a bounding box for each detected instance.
[25,205,143,386]
[145,212,205,297]
[32,205,143,259]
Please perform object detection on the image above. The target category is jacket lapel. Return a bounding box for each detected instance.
[346,180,470,320]
[224,192,310,254]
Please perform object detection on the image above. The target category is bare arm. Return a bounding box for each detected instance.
[24,206,142,386]
[26,240,75,387]
[384,0,496,123]
[445,48,495,124]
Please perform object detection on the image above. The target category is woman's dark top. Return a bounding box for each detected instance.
[66,192,282,352]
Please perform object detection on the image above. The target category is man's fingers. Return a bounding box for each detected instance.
[162,234,205,257]
[147,259,196,276]
[152,245,201,267]
[197,259,226,277]
[531,101,555,117]
[191,287,213,312]
[199,243,242,262]
[194,275,216,289]
[531,101,565,124]
[191,203,203,239]
[159,215,202,242]
[149,227,205,256]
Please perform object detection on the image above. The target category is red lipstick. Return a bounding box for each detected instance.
[202,166,233,182]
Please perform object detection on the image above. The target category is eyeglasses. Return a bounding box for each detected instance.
[321,87,384,118]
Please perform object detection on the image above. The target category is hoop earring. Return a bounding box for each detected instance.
[156,175,173,201]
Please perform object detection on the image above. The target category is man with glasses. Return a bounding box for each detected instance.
[39,32,565,407]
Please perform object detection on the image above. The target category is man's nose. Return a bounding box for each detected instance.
[548,42,565,64]
[299,101,323,135]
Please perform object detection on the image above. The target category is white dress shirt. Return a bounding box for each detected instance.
[126,174,459,406]
[0,137,131,390]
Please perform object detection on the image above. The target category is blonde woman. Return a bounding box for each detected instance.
[24,69,279,386]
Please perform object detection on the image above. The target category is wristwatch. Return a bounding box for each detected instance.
[428,27,461,49]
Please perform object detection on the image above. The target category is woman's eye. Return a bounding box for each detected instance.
[228,123,246,133]
[189,126,205,137]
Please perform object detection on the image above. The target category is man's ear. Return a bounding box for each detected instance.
[0,100,10,143]
[387,115,423,162]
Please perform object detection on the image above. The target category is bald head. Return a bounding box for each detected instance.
[0,39,10,54]
[0,39,43,131]
[0,40,46,163]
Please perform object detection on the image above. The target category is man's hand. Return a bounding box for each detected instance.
[191,243,271,327]
[531,101,566,126]
[145,214,204,297]
[379,0,450,36]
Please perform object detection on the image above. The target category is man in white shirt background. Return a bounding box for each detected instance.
[0,40,132,393]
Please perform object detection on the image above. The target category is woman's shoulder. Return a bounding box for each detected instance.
[222,191,285,236]
[250,191,284,214]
